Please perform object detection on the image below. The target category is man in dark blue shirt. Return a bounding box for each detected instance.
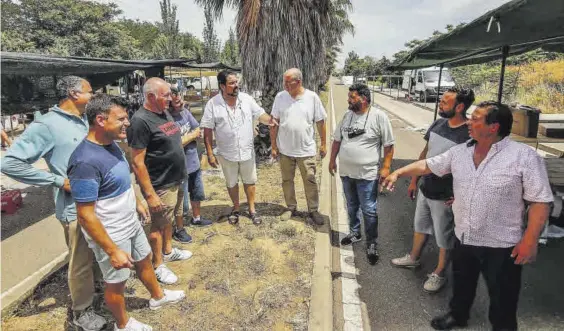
[169,88,212,243]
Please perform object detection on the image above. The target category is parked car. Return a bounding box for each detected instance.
[401,67,456,102]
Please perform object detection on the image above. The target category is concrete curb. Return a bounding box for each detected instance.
[1,251,69,315]
[308,89,334,331]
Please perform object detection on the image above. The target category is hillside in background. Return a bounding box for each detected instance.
[452,59,564,114]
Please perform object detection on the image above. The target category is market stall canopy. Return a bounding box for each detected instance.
[392,0,564,69]
[0,52,196,76]
[183,61,241,72]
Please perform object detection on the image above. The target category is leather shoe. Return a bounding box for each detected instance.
[430,313,468,330]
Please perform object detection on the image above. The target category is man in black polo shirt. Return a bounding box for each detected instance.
[127,77,191,285]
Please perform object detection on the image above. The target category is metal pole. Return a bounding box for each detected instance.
[371,77,374,105]
[498,45,510,103]
[199,69,203,105]
[396,77,400,99]
[433,64,444,121]
[388,77,392,96]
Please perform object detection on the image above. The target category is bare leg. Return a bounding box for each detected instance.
[104,282,128,329]
[134,254,164,300]
[243,184,256,214]
[175,214,184,231]
[227,184,240,211]
[148,226,163,267]
[410,232,428,260]
[162,223,174,255]
[191,201,201,218]
[434,248,450,277]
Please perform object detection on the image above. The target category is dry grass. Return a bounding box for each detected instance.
[1,161,320,331]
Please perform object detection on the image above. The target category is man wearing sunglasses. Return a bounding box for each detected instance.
[329,83,395,265]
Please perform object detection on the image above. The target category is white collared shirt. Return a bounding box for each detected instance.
[427,137,554,248]
[200,92,265,162]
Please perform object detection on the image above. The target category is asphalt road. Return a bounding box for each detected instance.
[331,81,564,330]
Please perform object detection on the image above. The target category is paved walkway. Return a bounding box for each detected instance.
[1,153,68,312]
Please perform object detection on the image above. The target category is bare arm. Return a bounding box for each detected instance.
[1,130,12,147]
[511,202,551,264]
[181,127,200,146]
[203,127,218,168]
[77,202,133,269]
[410,143,428,184]
[328,140,341,176]
[379,145,394,179]
[258,113,273,125]
[316,120,327,158]
[130,148,162,212]
[381,159,433,191]
[270,117,280,157]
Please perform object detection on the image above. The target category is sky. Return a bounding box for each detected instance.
[102,0,511,67]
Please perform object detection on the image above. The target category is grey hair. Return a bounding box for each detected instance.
[143,77,167,97]
[56,76,85,101]
[85,94,129,126]
[284,68,303,81]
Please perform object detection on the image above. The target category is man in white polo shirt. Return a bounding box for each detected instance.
[201,70,277,225]
[270,68,327,225]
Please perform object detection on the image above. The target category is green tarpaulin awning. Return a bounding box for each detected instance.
[393,0,564,69]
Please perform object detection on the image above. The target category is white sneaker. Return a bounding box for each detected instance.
[149,289,186,310]
[423,273,447,293]
[391,253,421,268]
[114,317,152,331]
[154,264,178,285]
[163,247,193,262]
[73,307,107,331]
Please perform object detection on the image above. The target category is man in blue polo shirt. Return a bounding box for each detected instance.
[1,76,106,330]
[68,94,185,331]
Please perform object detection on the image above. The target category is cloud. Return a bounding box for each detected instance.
[98,0,511,67]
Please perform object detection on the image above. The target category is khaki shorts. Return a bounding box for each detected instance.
[217,155,257,188]
[151,185,184,228]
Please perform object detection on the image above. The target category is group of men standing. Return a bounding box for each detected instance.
[1,68,554,331]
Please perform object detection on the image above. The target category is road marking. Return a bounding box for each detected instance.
[330,83,365,331]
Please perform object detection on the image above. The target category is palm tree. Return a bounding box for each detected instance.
[322,0,354,88]
[196,0,337,111]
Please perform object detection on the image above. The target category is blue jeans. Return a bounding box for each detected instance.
[183,169,205,217]
[341,176,379,246]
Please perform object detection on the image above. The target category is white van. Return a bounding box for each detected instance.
[402,67,455,102]
[340,76,354,85]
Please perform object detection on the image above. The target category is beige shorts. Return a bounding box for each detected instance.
[217,155,257,188]
[150,185,184,228]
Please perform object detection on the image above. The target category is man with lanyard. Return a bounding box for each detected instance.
[270,68,327,225]
[329,83,395,265]
[68,94,185,331]
[382,102,553,331]
[127,78,192,285]
[391,87,474,293]
[1,76,106,330]
[170,87,212,244]
[201,70,277,225]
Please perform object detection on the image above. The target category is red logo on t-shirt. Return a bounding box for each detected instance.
[159,122,180,136]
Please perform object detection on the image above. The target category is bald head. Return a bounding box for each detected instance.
[143,77,171,113]
[284,68,303,81]
[143,77,169,97]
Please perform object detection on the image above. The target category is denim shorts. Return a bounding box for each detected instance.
[184,169,205,202]
[88,223,151,284]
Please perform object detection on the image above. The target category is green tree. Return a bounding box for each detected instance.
[220,28,240,66]
[152,0,182,59]
[202,5,221,62]
[118,19,161,55]
[195,0,333,112]
[323,0,355,86]
[1,0,142,59]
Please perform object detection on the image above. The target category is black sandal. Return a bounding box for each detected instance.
[250,212,262,225]
[228,210,240,225]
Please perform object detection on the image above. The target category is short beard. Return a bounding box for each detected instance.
[439,108,456,119]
